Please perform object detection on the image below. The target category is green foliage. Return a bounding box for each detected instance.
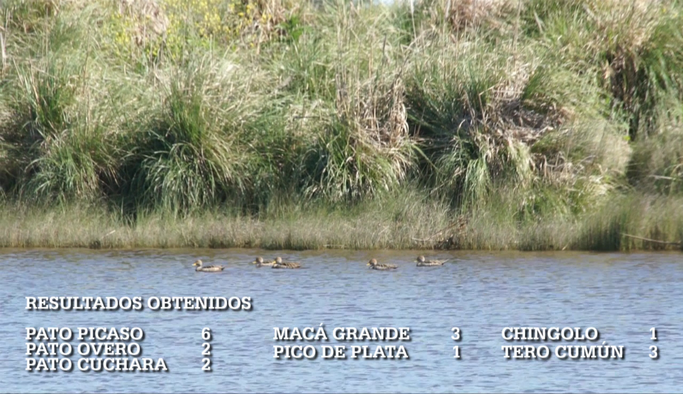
[122,67,248,214]
[521,0,683,141]
[0,0,682,249]
[627,99,683,194]
[3,60,96,201]
[406,37,538,205]
[1,0,60,33]
[277,15,307,43]
[305,116,415,201]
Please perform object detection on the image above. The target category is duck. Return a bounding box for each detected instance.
[271,256,301,269]
[367,258,397,270]
[252,257,275,267]
[416,255,448,267]
[192,259,224,272]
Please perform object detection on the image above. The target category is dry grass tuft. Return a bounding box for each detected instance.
[446,0,518,31]
[117,0,169,46]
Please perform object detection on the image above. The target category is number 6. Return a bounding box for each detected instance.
[202,328,212,341]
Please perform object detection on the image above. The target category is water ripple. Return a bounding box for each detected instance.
[0,250,682,392]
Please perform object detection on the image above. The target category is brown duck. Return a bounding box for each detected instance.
[367,258,397,270]
[252,257,275,267]
[193,259,224,272]
[416,255,448,267]
[272,256,301,269]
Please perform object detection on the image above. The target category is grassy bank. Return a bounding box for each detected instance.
[1,0,682,250]
[1,192,681,250]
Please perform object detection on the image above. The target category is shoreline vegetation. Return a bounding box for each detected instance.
[1,0,682,251]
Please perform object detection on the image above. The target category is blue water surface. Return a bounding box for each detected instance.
[0,249,681,393]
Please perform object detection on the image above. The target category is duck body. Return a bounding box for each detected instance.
[252,257,275,267]
[271,256,301,269]
[416,255,448,267]
[272,262,301,269]
[367,258,397,270]
[193,259,225,272]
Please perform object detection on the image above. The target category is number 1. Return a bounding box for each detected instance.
[453,346,461,359]
[650,327,657,341]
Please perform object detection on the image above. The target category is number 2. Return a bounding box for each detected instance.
[202,358,212,371]
[649,346,658,359]
[202,343,211,356]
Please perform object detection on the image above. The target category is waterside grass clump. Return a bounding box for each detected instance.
[0,0,682,251]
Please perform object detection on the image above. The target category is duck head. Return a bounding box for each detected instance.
[252,257,264,265]
[193,259,203,267]
[416,255,426,263]
[274,256,283,264]
[367,258,378,267]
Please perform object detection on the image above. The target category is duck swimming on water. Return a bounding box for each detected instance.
[416,255,448,267]
[252,257,275,267]
[193,259,224,272]
[271,256,301,269]
[367,258,397,270]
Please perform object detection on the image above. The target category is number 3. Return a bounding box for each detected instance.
[649,346,659,359]
[451,327,461,341]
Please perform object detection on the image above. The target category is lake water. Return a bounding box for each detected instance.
[0,249,681,392]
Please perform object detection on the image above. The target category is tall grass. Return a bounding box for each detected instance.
[0,0,682,250]
[121,61,252,213]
